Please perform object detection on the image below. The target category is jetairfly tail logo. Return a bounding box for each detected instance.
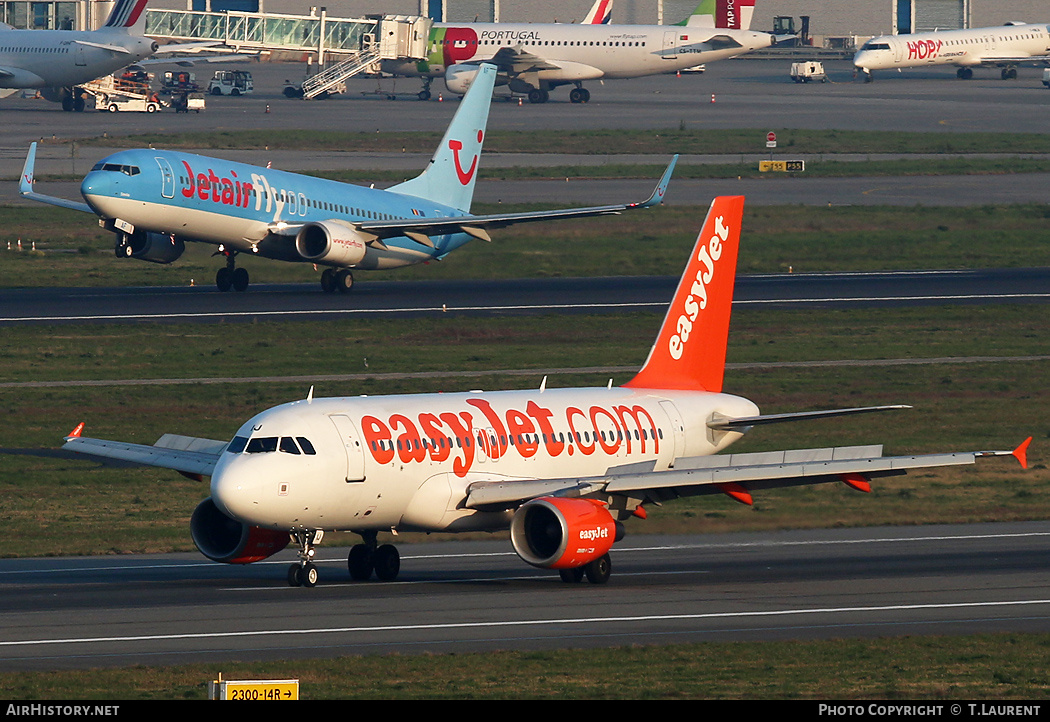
[450,130,483,185]
[668,214,729,361]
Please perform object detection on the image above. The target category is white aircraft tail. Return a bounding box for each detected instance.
[682,0,755,29]
[100,0,149,34]
[388,64,496,212]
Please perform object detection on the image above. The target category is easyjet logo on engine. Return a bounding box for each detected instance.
[579,527,609,541]
[359,398,661,477]
[668,214,730,360]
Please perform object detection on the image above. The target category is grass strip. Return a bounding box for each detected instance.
[63,128,1050,155]
[3,633,1050,698]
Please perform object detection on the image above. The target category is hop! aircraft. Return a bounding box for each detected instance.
[20,63,674,294]
[854,22,1050,80]
[61,195,1031,588]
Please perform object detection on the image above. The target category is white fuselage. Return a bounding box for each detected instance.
[384,21,773,83]
[854,23,1050,72]
[0,27,156,88]
[209,386,759,534]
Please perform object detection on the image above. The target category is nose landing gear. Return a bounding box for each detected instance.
[287,529,324,587]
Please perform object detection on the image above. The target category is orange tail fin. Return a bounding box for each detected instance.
[624,196,744,392]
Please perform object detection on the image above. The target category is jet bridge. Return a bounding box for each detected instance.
[146,10,431,99]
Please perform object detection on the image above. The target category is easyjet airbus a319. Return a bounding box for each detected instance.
[61,196,1031,588]
[20,63,674,293]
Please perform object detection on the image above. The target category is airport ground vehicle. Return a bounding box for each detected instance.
[790,61,827,82]
[208,70,253,95]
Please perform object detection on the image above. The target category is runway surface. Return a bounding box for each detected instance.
[2,521,1048,670]
[0,267,1047,325]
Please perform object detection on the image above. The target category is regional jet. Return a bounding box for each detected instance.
[383,0,774,104]
[20,64,676,293]
[60,195,1031,587]
[854,22,1050,80]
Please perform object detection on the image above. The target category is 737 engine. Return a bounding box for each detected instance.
[509,497,622,580]
[295,221,369,267]
[116,230,185,264]
[190,497,289,564]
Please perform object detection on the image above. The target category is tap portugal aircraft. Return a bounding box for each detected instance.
[19,64,675,293]
[854,22,1050,80]
[382,0,772,104]
[60,195,1031,588]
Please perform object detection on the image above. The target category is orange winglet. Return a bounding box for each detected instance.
[1013,437,1032,470]
[719,482,753,506]
[67,422,85,439]
[840,472,872,493]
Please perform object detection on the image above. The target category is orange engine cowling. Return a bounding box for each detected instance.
[190,497,289,564]
[295,220,369,267]
[510,497,622,570]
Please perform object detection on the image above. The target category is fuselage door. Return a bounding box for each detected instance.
[659,400,685,466]
[662,30,678,59]
[154,157,175,199]
[74,46,86,66]
[329,414,366,482]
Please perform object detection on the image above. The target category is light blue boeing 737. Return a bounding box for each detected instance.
[21,64,676,292]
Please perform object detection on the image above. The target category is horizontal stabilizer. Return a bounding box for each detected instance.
[707,405,911,430]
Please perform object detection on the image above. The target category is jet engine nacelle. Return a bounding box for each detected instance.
[121,231,186,264]
[295,221,369,267]
[509,497,622,570]
[445,64,490,94]
[190,497,290,564]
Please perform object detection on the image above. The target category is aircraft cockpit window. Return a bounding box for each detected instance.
[296,437,317,455]
[279,437,301,455]
[245,436,279,453]
[862,42,891,50]
[227,435,249,453]
[97,163,141,176]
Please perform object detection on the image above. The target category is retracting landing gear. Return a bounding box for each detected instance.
[287,529,324,587]
[215,249,249,292]
[347,531,401,581]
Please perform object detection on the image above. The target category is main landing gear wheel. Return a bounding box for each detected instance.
[527,88,549,104]
[347,532,401,581]
[321,268,354,293]
[215,252,249,292]
[558,554,612,584]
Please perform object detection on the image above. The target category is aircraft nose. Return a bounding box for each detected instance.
[210,455,262,524]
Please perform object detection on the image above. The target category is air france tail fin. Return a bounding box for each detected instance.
[680,0,755,29]
[623,196,744,392]
[581,0,613,24]
[387,64,496,212]
[101,0,149,34]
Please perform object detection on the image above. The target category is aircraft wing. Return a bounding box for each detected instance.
[976,54,1050,65]
[18,142,95,213]
[464,438,1031,511]
[368,155,677,245]
[62,423,226,480]
[486,45,564,74]
[0,66,16,78]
